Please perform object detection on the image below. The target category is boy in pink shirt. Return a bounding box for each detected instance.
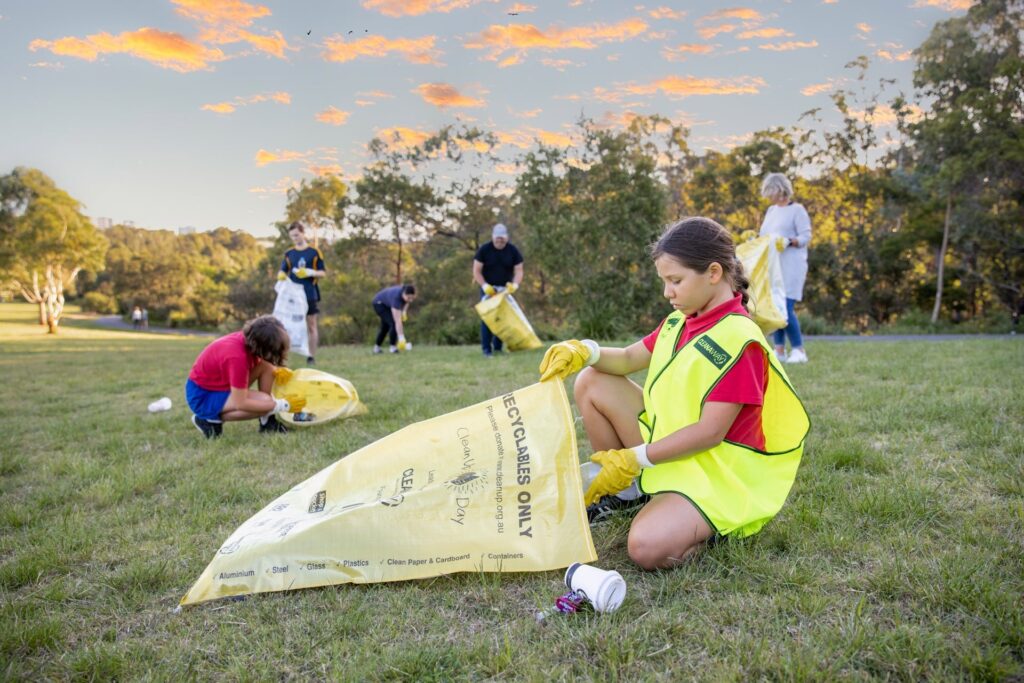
[185,315,305,438]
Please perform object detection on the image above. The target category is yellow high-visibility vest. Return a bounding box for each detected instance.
[638,311,810,537]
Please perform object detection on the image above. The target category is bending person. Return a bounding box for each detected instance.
[538,217,809,570]
[372,284,417,354]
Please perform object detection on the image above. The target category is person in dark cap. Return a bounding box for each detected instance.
[472,223,524,357]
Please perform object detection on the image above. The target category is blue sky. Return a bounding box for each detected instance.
[0,0,969,237]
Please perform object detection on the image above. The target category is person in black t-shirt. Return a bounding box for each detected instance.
[278,221,326,366]
[472,223,524,356]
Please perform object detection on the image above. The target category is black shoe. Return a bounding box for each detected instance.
[259,414,289,434]
[192,415,222,439]
[306,356,315,366]
[586,494,650,524]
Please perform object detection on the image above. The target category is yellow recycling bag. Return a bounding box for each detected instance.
[180,380,595,606]
[736,236,788,335]
[271,368,367,427]
[474,291,543,351]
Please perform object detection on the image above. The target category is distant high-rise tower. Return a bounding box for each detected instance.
[178,226,197,235]
[95,217,113,229]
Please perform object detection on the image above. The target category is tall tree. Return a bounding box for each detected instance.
[0,168,107,332]
[350,142,440,283]
[909,0,1024,321]
[285,175,348,248]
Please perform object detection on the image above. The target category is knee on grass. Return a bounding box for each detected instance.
[627,532,699,571]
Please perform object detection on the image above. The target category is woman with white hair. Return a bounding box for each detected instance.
[759,173,812,363]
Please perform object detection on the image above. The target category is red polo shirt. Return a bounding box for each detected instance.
[642,293,767,450]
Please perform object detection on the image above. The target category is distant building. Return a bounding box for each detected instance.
[95,217,113,229]
[122,220,136,227]
[178,226,197,235]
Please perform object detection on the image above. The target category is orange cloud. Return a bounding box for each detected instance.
[376,127,433,150]
[362,0,493,17]
[306,164,344,176]
[354,90,394,106]
[662,43,715,61]
[172,0,270,27]
[698,24,737,39]
[736,27,792,39]
[255,149,308,166]
[249,176,298,196]
[856,22,872,33]
[876,48,912,61]
[464,18,647,64]
[849,103,923,126]
[201,91,290,114]
[622,75,766,99]
[511,107,542,118]
[29,28,226,72]
[322,35,441,65]
[697,7,763,23]
[800,79,837,96]
[540,58,577,70]
[911,0,971,9]
[495,127,573,148]
[413,83,486,108]
[173,0,290,58]
[759,40,818,51]
[507,3,536,12]
[650,7,685,20]
[315,106,350,125]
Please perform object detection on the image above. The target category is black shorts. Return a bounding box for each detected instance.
[306,298,320,316]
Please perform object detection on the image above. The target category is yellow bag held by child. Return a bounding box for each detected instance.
[474,291,542,351]
[271,368,367,426]
[736,235,788,335]
[180,380,595,605]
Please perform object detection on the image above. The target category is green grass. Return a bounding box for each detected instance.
[1,302,1022,680]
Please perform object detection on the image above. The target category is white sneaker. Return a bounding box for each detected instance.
[786,348,808,364]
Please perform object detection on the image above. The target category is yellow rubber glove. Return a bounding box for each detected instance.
[506,282,518,294]
[397,336,408,351]
[277,271,287,281]
[402,311,408,322]
[584,447,649,506]
[296,267,309,278]
[538,339,596,382]
[283,393,306,414]
[482,283,497,297]
[775,236,787,252]
[273,366,294,385]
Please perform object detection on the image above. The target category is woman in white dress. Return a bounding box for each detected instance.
[759,173,812,363]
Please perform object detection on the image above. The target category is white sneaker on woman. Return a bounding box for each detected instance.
[786,348,808,364]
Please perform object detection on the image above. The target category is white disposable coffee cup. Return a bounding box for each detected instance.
[564,563,626,613]
[148,397,172,413]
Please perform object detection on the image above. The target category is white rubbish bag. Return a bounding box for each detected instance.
[273,279,310,358]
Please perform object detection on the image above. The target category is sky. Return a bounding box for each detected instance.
[1,0,970,238]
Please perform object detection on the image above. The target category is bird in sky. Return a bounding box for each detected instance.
[306,29,311,35]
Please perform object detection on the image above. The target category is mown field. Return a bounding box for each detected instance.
[1,303,1022,681]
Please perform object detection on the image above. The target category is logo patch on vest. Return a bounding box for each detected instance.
[694,335,731,368]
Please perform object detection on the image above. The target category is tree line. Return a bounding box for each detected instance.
[2,1,1020,337]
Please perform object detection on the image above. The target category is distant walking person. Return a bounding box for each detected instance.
[141,307,149,330]
[372,284,417,354]
[131,306,142,330]
[759,173,812,364]
[472,223,524,357]
[278,221,326,366]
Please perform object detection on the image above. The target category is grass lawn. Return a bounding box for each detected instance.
[1,302,1022,680]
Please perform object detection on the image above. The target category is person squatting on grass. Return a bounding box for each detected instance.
[185,315,306,438]
[278,221,326,366]
[372,284,417,354]
[538,217,810,570]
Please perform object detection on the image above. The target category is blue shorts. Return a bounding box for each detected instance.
[185,379,230,422]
